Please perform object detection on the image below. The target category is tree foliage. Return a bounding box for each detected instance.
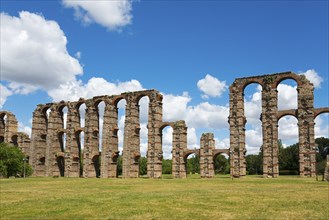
[279,140,299,175]
[139,157,147,176]
[162,159,172,174]
[186,154,200,174]
[246,138,329,176]
[246,154,263,175]
[214,155,230,174]
[117,155,122,176]
[315,137,329,175]
[0,142,33,178]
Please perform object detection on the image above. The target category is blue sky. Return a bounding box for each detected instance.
[1,0,328,157]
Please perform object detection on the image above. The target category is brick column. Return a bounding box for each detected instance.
[297,78,316,177]
[261,78,279,178]
[200,133,215,178]
[147,91,163,178]
[83,100,100,178]
[122,93,140,178]
[101,97,119,178]
[229,83,246,177]
[172,120,188,179]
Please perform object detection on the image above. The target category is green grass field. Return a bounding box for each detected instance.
[0,175,328,220]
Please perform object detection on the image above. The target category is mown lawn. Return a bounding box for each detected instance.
[0,175,328,220]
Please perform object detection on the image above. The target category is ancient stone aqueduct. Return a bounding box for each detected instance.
[1,72,328,178]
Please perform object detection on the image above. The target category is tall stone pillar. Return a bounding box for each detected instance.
[101,97,119,178]
[200,133,215,178]
[147,91,163,178]
[83,100,100,178]
[261,77,279,178]
[297,78,316,177]
[122,93,140,178]
[30,105,48,176]
[65,102,81,177]
[45,105,65,177]
[229,83,246,177]
[172,120,188,179]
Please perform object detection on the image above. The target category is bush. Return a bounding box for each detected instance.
[0,142,33,178]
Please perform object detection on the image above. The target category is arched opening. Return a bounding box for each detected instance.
[116,99,126,177]
[277,79,298,111]
[42,107,51,130]
[314,113,329,179]
[244,83,263,154]
[11,135,18,147]
[58,132,66,152]
[278,115,299,175]
[138,96,149,176]
[76,130,84,177]
[78,103,86,127]
[92,155,101,178]
[213,153,230,175]
[59,106,68,129]
[161,126,173,177]
[185,153,199,177]
[0,136,4,143]
[244,83,263,175]
[56,156,65,177]
[97,101,105,152]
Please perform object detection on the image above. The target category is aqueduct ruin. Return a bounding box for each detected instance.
[229,72,329,178]
[1,71,328,178]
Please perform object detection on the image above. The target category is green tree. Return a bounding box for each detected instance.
[162,159,172,174]
[139,157,147,176]
[0,142,33,177]
[246,154,262,175]
[214,155,229,174]
[116,155,122,176]
[186,154,199,174]
[315,137,329,175]
[279,141,299,175]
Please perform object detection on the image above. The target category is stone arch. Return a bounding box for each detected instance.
[241,80,264,94]
[76,101,87,128]
[57,103,69,129]
[277,110,298,120]
[273,73,303,88]
[314,108,329,118]
[229,71,318,178]
[213,150,230,175]
[184,150,199,176]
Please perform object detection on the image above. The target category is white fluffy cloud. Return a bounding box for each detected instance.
[62,0,132,31]
[278,116,299,144]
[18,121,32,138]
[245,129,263,155]
[277,84,298,110]
[197,74,228,99]
[0,84,13,108]
[162,92,191,122]
[1,12,83,93]
[186,102,229,129]
[48,77,144,102]
[300,69,323,88]
[315,114,329,138]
